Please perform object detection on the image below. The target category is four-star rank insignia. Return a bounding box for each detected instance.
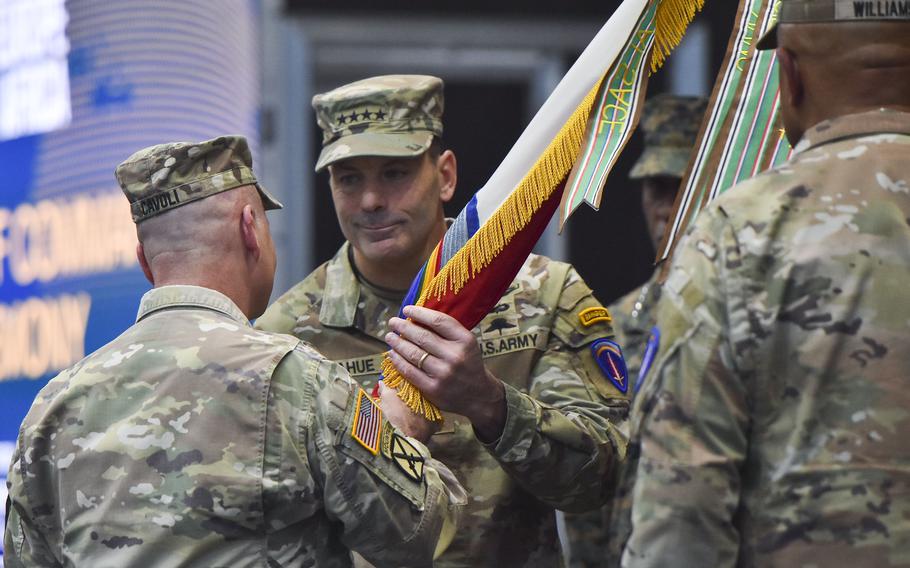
[591,338,629,394]
[391,433,424,482]
[336,107,389,125]
[351,388,382,454]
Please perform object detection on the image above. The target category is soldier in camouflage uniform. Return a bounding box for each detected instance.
[3,135,465,567]
[256,75,631,567]
[621,3,910,566]
[564,94,706,568]
[608,94,706,390]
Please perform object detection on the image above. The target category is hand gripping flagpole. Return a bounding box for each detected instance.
[383,0,706,422]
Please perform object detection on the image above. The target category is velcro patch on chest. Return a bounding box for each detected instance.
[351,388,382,455]
[479,293,520,338]
[591,338,629,394]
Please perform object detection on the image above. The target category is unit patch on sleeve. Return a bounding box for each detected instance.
[391,433,425,482]
[578,306,612,327]
[351,388,382,455]
[591,338,629,394]
[635,326,660,393]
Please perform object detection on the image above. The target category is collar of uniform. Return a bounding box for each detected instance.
[318,242,361,328]
[793,108,910,154]
[136,285,250,325]
[319,219,453,331]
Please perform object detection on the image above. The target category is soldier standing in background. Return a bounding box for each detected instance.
[623,2,910,566]
[256,75,630,567]
[3,136,464,567]
[607,94,706,391]
[564,94,706,568]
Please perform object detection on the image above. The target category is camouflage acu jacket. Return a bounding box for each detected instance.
[563,272,662,568]
[256,246,631,567]
[621,109,910,567]
[4,285,464,568]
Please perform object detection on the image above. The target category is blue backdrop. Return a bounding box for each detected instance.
[0,1,261,560]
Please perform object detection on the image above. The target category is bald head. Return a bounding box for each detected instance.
[136,185,277,318]
[776,21,910,143]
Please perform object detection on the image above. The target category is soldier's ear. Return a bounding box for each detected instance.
[436,150,457,203]
[240,204,262,262]
[136,243,154,285]
[778,48,803,108]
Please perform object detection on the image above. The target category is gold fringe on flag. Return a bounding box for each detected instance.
[652,0,705,72]
[425,80,605,301]
[381,79,604,422]
[383,0,705,422]
[381,355,445,422]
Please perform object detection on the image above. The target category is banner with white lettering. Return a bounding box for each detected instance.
[0,5,260,557]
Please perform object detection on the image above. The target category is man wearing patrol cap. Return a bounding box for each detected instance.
[3,135,465,567]
[620,2,910,566]
[257,75,630,567]
[562,94,706,568]
[608,94,706,393]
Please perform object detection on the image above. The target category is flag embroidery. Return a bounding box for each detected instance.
[351,388,382,455]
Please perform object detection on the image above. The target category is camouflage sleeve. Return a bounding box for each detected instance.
[621,207,749,568]
[270,346,465,566]
[484,266,630,513]
[3,446,60,567]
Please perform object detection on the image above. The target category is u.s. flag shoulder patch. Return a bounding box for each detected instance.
[351,388,382,455]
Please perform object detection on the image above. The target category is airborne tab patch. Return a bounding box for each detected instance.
[591,338,629,394]
[351,388,382,455]
[579,307,612,327]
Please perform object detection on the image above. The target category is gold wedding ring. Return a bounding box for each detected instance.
[417,351,429,371]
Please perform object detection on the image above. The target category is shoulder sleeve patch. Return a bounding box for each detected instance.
[390,433,425,482]
[350,388,382,455]
[591,338,629,394]
[578,306,612,327]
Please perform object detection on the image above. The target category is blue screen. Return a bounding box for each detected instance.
[0,1,260,559]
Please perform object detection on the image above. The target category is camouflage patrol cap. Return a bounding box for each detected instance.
[312,75,444,172]
[116,135,282,223]
[629,94,707,180]
[757,0,910,50]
